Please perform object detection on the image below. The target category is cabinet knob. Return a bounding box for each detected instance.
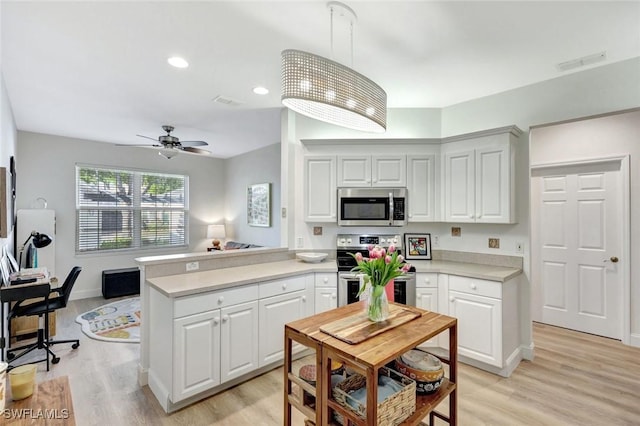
[424,278,430,284]
[213,317,220,325]
[408,214,413,218]
[417,293,423,299]
[302,296,307,302]
[470,214,475,219]
[218,296,224,304]
[282,283,287,290]
[450,297,455,303]
[331,293,337,299]
[222,315,229,323]
[470,284,477,290]
[323,277,329,283]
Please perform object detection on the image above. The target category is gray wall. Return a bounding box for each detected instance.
[1,72,18,256]
[17,132,226,299]
[225,142,281,247]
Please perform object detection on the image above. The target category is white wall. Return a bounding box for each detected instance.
[1,73,18,256]
[225,142,281,247]
[17,131,226,299]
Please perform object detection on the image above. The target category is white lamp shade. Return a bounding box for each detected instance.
[207,225,226,239]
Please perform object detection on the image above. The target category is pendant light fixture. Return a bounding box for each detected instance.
[281,2,387,133]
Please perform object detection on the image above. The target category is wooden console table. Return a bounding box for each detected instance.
[284,302,457,425]
[5,375,75,425]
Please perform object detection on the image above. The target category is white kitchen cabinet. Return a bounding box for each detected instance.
[259,276,314,367]
[220,301,259,384]
[406,154,437,222]
[315,272,338,314]
[442,128,518,223]
[446,274,520,376]
[173,309,221,401]
[337,155,406,187]
[416,273,439,348]
[304,155,337,222]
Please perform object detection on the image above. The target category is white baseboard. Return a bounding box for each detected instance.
[628,333,640,348]
[69,288,103,300]
[138,364,148,386]
[520,342,535,361]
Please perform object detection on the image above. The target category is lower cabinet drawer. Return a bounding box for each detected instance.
[448,275,502,299]
[259,275,307,299]
[174,284,258,318]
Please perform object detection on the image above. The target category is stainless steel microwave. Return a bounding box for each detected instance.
[337,188,407,227]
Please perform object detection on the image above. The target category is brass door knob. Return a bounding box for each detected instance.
[610,256,619,263]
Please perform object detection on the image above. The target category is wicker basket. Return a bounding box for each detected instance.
[332,367,416,426]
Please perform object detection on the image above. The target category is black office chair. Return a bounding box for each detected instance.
[6,266,82,368]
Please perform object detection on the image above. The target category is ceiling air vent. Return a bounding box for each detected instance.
[212,95,244,107]
[556,51,606,72]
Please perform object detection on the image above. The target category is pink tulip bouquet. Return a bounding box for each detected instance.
[350,244,411,321]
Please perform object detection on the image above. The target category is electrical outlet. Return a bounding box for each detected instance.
[313,226,323,236]
[451,227,461,237]
[186,261,199,271]
[281,207,287,218]
[433,236,439,246]
[297,237,304,248]
[516,242,524,254]
[489,238,500,249]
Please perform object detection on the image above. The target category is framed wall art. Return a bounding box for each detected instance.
[247,182,271,227]
[404,233,432,260]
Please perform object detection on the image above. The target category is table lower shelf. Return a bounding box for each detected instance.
[324,378,456,426]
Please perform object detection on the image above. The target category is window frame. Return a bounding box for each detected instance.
[75,164,189,254]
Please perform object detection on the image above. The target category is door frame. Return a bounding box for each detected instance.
[530,155,631,344]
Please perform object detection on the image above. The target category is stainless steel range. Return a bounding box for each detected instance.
[336,233,416,307]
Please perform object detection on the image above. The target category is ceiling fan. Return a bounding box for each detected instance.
[120,125,210,159]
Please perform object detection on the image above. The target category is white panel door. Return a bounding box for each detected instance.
[220,301,259,384]
[475,146,510,223]
[173,310,220,401]
[304,156,337,222]
[444,150,475,222]
[371,155,406,187]
[337,156,371,187]
[315,287,337,314]
[407,155,436,222]
[449,291,502,367]
[533,162,623,339]
[416,287,439,348]
[259,290,308,367]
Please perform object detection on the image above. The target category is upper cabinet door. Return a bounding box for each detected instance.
[475,144,512,223]
[371,155,406,187]
[407,154,436,222]
[337,155,371,187]
[304,156,337,222]
[444,149,475,222]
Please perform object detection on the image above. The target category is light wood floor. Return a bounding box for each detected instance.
[12,297,640,425]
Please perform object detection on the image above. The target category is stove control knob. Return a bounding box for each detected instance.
[380,238,386,244]
[347,239,352,244]
[393,238,398,244]
[339,238,345,245]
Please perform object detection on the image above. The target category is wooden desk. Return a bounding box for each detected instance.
[5,376,75,425]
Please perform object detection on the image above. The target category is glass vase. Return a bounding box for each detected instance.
[366,285,389,322]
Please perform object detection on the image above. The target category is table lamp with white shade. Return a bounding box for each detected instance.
[207,225,226,250]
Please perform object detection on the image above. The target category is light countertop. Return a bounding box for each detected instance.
[146,257,522,298]
[147,259,337,297]
[410,260,522,282]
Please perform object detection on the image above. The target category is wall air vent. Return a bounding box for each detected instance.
[212,95,244,106]
[556,51,607,72]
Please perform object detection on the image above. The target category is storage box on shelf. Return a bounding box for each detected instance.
[284,302,458,426]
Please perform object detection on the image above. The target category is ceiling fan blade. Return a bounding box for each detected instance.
[116,143,161,147]
[179,140,208,147]
[181,147,211,155]
[136,134,160,141]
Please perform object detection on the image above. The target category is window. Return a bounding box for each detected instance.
[76,165,188,253]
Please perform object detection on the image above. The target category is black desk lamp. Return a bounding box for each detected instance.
[18,231,52,269]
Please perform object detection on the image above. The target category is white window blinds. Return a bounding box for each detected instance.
[76,165,188,253]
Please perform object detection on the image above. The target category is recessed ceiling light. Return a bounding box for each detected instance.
[167,57,189,68]
[253,86,269,95]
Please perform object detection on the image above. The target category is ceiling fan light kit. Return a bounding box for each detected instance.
[281,1,387,133]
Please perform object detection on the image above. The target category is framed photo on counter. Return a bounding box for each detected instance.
[404,233,432,260]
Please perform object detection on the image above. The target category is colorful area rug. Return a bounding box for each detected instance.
[75,297,140,343]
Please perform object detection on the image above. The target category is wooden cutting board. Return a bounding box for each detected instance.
[320,304,421,344]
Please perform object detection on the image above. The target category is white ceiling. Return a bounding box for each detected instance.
[2,1,639,159]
